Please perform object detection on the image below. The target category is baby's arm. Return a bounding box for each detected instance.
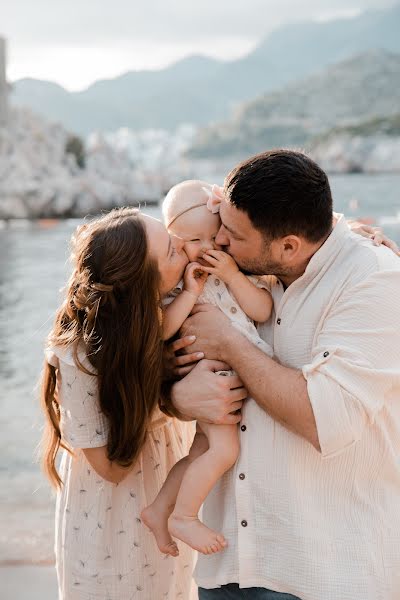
[163,290,198,340]
[162,262,208,340]
[226,271,273,323]
[202,249,273,323]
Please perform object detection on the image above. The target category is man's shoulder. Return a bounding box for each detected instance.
[338,234,400,299]
[343,232,400,276]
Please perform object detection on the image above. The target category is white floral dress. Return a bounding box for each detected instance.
[46,344,196,600]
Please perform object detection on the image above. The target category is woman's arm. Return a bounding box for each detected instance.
[82,446,135,484]
[345,218,399,255]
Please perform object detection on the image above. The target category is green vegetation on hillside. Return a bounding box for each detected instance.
[187,50,400,159]
[311,114,400,144]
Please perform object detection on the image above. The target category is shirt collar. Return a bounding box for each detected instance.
[300,213,350,282]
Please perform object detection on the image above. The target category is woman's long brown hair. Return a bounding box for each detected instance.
[40,207,163,488]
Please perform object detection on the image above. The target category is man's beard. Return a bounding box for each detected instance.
[226,248,291,279]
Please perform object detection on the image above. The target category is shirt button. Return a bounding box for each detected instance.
[230,306,237,314]
[240,425,246,432]
[323,351,329,358]
[277,318,281,325]
[214,279,220,286]
[241,520,248,527]
[239,473,245,480]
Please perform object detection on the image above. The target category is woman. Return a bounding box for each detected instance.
[40,207,199,599]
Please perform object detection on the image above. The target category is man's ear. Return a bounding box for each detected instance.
[280,236,302,262]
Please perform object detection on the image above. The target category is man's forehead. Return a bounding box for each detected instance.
[220,199,252,235]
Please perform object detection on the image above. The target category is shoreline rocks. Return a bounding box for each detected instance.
[0,109,161,219]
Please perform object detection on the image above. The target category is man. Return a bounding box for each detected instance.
[163,150,400,600]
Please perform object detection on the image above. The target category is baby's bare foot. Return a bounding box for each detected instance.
[141,505,179,557]
[168,514,227,555]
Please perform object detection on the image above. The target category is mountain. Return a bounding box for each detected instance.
[313,113,400,143]
[310,113,400,173]
[11,56,224,134]
[187,50,400,159]
[10,4,400,134]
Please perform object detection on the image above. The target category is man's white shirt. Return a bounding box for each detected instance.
[195,215,400,600]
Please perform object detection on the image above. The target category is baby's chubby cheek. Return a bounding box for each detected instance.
[183,244,202,262]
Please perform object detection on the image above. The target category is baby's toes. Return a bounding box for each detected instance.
[171,546,179,557]
[216,534,227,547]
[166,541,179,557]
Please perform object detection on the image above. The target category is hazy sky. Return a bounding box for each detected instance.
[0,0,395,90]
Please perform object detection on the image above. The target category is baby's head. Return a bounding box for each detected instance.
[163,180,223,264]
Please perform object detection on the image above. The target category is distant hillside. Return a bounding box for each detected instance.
[311,113,400,142]
[10,3,400,134]
[187,50,400,159]
[309,113,400,173]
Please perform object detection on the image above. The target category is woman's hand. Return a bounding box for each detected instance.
[163,335,204,379]
[179,304,232,362]
[171,359,247,424]
[163,306,234,377]
[183,261,208,297]
[83,446,133,484]
[201,249,240,285]
[348,220,400,255]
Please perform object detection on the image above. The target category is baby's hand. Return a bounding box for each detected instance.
[201,250,239,285]
[183,262,208,297]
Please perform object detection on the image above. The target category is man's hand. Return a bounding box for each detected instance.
[179,304,233,361]
[171,359,247,424]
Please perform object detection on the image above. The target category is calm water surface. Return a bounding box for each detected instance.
[0,175,399,564]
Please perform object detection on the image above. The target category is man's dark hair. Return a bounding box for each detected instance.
[224,149,333,242]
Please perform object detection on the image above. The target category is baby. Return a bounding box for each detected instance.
[141,180,274,557]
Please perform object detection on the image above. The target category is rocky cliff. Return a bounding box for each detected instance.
[0,109,161,219]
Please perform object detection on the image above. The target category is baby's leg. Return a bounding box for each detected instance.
[141,429,209,556]
[169,421,240,555]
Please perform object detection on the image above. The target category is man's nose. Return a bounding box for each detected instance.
[215,226,229,247]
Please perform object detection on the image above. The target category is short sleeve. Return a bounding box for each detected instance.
[248,275,272,292]
[46,345,109,449]
[302,270,400,458]
[162,280,184,308]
